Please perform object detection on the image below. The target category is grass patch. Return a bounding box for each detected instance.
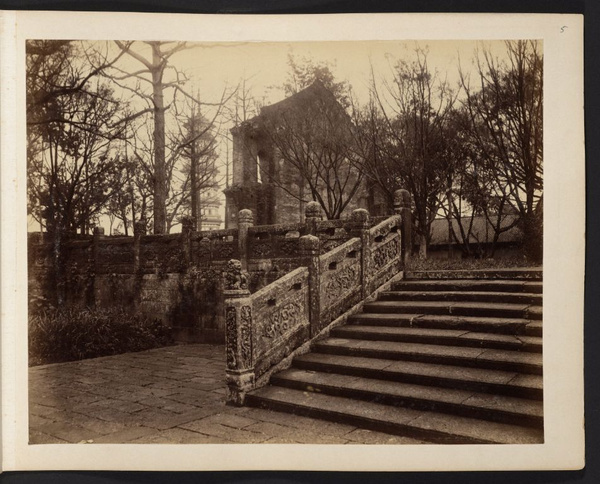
[405,254,540,272]
[29,307,174,366]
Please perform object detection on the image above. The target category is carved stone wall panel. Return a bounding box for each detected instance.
[249,239,273,258]
[211,240,238,260]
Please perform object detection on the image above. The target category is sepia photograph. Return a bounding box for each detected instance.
[0,9,584,473]
[26,37,545,446]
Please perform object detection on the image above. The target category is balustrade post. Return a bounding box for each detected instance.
[223,259,254,405]
[299,235,321,337]
[349,208,371,299]
[181,215,195,269]
[237,209,253,271]
[304,201,323,236]
[394,189,412,266]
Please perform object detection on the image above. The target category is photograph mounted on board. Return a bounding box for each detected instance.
[27,38,544,446]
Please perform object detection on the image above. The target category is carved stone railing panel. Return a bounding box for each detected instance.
[318,237,362,330]
[368,215,402,293]
[210,240,239,261]
[139,236,185,274]
[250,267,310,378]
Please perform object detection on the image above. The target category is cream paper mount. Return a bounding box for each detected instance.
[0,10,585,472]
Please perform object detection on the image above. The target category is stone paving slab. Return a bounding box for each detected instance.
[29,344,426,445]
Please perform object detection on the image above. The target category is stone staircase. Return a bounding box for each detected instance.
[246,269,544,444]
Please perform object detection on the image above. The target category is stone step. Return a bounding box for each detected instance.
[294,353,543,400]
[391,280,543,294]
[313,338,543,375]
[363,301,543,320]
[330,325,542,353]
[246,386,544,444]
[379,290,542,305]
[404,269,543,280]
[271,368,543,428]
[348,313,542,336]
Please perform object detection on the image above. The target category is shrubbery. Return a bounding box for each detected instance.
[29,306,173,366]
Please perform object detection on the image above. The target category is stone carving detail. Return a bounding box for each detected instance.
[225,307,238,369]
[277,239,299,257]
[263,301,302,339]
[224,259,248,290]
[213,241,235,260]
[239,306,252,367]
[323,263,359,308]
[250,241,272,258]
[371,239,399,272]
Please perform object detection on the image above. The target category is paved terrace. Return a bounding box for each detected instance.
[30,344,425,445]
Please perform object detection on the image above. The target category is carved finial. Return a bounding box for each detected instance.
[350,208,370,230]
[224,259,249,290]
[305,201,323,220]
[394,189,411,212]
[299,234,320,256]
[238,209,254,225]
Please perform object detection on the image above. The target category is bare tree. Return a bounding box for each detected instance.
[107,41,235,233]
[177,101,221,230]
[261,81,363,220]
[109,41,197,234]
[370,47,457,258]
[459,40,543,260]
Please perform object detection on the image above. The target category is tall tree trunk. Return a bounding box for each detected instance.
[419,233,428,259]
[152,45,167,234]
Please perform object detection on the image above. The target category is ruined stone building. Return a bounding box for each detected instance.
[224,81,388,228]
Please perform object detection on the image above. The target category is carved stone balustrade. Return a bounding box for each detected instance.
[223,260,310,405]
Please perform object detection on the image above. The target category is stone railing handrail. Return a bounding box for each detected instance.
[224,189,413,405]
[247,222,304,236]
[192,228,237,240]
[369,214,402,237]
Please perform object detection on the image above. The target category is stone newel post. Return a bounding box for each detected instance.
[349,208,371,298]
[394,189,412,266]
[237,209,254,271]
[223,259,253,405]
[304,201,323,236]
[299,234,321,336]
